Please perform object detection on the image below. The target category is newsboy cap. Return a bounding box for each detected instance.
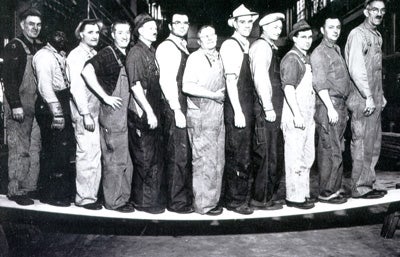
[288,19,311,40]
[133,13,155,36]
[259,12,285,27]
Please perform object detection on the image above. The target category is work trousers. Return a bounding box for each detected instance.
[348,92,382,197]
[35,91,75,201]
[162,107,192,210]
[315,99,347,198]
[4,100,40,196]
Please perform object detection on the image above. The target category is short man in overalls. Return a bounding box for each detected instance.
[311,14,350,204]
[156,10,194,214]
[33,30,75,207]
[3,8,42,205]
[249,12,285,211]
[345,0,387,199]
[280,20,315,209]
[126,14,164,214]
[81,20,134,212]
[220,4,259,215]
[68,19,103,210]
[182,25,226,215]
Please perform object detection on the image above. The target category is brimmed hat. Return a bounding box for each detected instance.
[259,12,285,27]
[134,13,155,36]
[288,20,311,40]
[228,4,259,27]
[74,19,103,40]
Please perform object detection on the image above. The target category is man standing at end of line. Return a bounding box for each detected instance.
[249,12,285,211]
[345,0,387,199]
[220,4,259,215]
[156,10,194,214]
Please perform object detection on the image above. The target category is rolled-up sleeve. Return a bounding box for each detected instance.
[280,54,301,89]
[249,40,273,111]
[220,39,243,77]
[156,41,181,110]
[33,50,59,103]
[310,49,330,92]
[345,30,371,98]
[67,52,90,115]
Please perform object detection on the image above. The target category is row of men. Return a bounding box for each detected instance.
[2,0,387,215]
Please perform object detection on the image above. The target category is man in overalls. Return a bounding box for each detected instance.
[3,8,42,205]
[68,19,103,210]
[311,15,350,204]
[220,4,258,215]
[81,20,134,212]
[280,20,315,209]
[182,25,226,215]
[249,12,285,211]
[156,10,194,214]
[126,14,164,214]
[345,0,387,199]
[33,30,75,207]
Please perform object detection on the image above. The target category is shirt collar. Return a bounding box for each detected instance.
[79,42,96,56]
[232,31,249,50]
[167,34,188,53]
[137,39,155,52]
[292,46,310,64]
[260,34,278,50]
[322,38,335,48]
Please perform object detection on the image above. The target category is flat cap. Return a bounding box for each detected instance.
[259,13,285,27]
[133,13,155,36]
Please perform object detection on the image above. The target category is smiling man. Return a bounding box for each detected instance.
[345,0,387,199]
[67,19,103,210]
[220,4,259,215]
[280,20,315,209]
[125,14,164,214]
[3,8,43,206]
[311,14,351,204]
[81,20,134,212]
[156,10,194,214]
[249,12,285,211]
[183,25,225,215]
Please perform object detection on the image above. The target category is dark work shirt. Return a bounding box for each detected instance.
[87,45,126,96]
[126,39,159,90]
[2,35,43,108]
[280,46,310,90]
[310,39,351,97]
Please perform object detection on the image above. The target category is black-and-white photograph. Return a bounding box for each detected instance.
[0,0,399,256]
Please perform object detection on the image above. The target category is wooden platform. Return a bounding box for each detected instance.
[1,190,400,221]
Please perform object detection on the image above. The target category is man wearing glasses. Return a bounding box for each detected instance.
[156,10,194,214]
[345,0,387,199]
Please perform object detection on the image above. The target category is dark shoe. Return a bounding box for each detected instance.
[206,206,223,216]
[8,195,34,206]
[339,191,352,199]
[318,195,347,204]
[168,205,195,214]
[114,204,135,213]
[353,190,385,199]
[226,204,253,215]
[79,202,103,210]
[374,189,387,195]
[286,200,315,209]
[250,200,283,210]
[306,197,318,204]
[45,199,71,207]
[135,206,165,214]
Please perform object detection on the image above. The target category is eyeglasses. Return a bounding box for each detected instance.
[172,21,190,26]
[368,7,386,15]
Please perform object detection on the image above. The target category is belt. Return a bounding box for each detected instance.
[330,94,348,101]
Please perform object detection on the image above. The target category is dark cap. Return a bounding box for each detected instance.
[19,8,42,21]
[288,19,312,40]
[133,13,155,36]
[74,19,103,40]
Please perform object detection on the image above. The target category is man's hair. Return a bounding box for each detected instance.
[197,24,215,38]
[111,20,131,33]
[79,19,101,33]
[19,8,42,21]
[321,12,342,28]
[293,29,312,38]
[166,8,189,24]
[365,0,385,8]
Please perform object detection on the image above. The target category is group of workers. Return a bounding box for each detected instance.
[1,0,388,216]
